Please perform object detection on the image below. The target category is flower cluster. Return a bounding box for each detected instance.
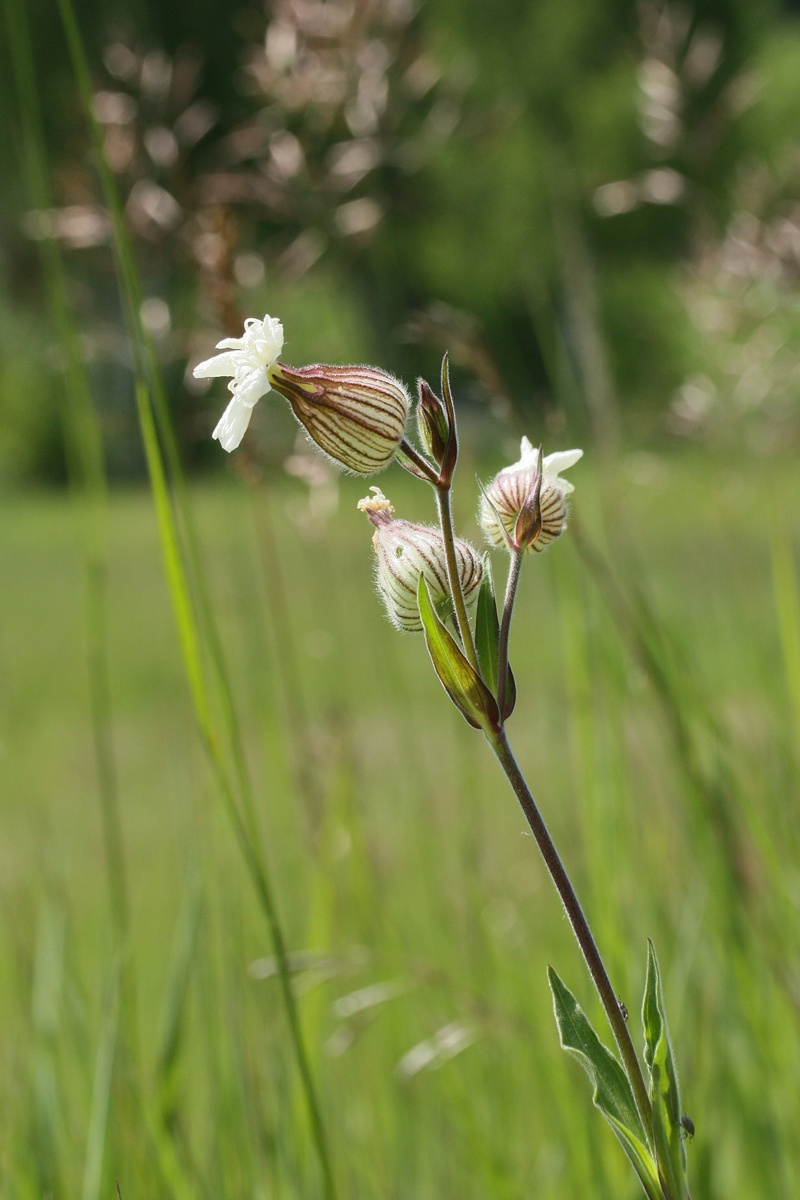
[193,312,582,638]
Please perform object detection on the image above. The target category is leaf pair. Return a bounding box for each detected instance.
[416,556,515,731]
[549,941,691,1200]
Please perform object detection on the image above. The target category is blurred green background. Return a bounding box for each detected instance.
[4,0,800,480]
[1,0,800,1196]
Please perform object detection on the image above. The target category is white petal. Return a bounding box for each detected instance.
[213,396,254,451]
[214,336,246,350]
[518,435,537,460]
[258,315,284,360]
[241,315,284,362]
[543,448,583,477]
[235,365,270,407]
[193,350,241,379]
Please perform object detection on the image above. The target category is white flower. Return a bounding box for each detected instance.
[193,314,284,451]
[538,443,583,494]
[479,436,583,553]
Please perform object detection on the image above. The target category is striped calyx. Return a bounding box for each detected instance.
[479,437,583,554]
[268,362,410,476]
[358,489,483,633]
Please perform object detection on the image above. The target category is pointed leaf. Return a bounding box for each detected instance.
[475,555,501,695]
[548,967,661,1200]
[642,941,689,1198]
[503,663,517,721]
[438,354,458,482]
[474,555,517,720]
[417,575,500,731]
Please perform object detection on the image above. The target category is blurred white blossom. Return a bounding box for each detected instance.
[193,314,284,451]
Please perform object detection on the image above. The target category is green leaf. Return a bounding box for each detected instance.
[475,555,501,695]
[548,967,662,1200]
[642,940,689,1198]
[417,575,500,731]
[474,556,516,720]
[503,663,517,721]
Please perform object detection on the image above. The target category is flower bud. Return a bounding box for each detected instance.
[415,378,450,466]
[267,362,410,476]
[479,437,583,554]
[358,489,483,632]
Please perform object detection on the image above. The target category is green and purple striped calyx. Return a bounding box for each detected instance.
[268,362,410,476]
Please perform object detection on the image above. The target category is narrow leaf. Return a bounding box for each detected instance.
[548,967,661,1200]
[417,576,500,730]
[642,941,689,1198]
[474,555,517,720]
[503,663,517,721]
[135,386,210,732]
[438,354,458,479]
[475,555,501,695]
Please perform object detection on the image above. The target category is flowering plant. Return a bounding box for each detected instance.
[194,316,692,1200]
[194,313,410,471]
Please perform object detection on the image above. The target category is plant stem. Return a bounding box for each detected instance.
[436,485,480,671]
[497,549,524,716]
[487,726,653,1141]
[398,437,440,484]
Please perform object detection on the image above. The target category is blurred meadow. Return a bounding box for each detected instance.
[2,0,800,1196]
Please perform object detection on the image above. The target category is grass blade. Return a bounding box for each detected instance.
[53,1,337,1188]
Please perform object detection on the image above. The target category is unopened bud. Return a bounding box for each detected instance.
[358,489,483,632]
[415,379,450,466]
[479,437,583,554]
[268,362,410,476]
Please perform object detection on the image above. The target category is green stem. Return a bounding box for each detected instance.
[436,485,480,671]
[497,549,524,718]
[487,727,653,1141]
[398,437,440,485]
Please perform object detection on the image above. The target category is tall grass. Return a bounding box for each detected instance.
[2,461,799,1196]
[9,0,335,1190]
